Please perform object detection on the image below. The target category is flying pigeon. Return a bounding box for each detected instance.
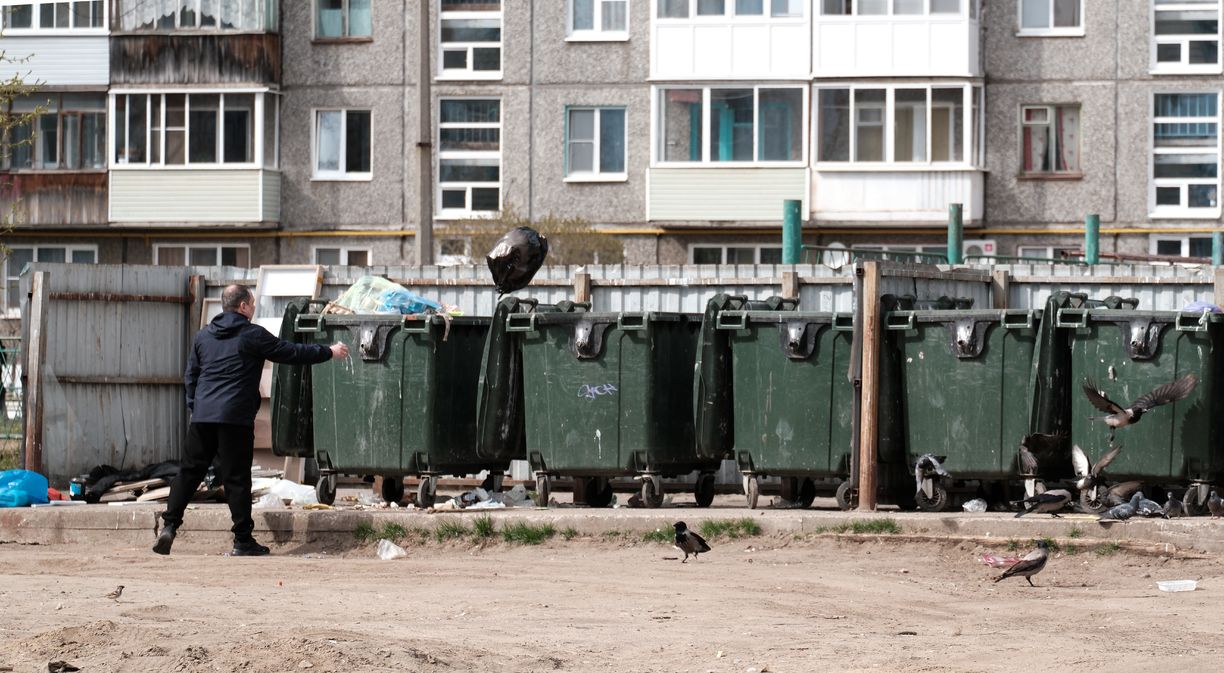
[1135,493,1168,519]
[1161,491,1185,518]
[1014,489,1072,518]
[914,454,950,495]
[1082,374,1198,442]
[1018,433,1064,476]
[1209,491,1224,520]
[1103,480,1143,507]
[673,521,711,563]
[1071,444,1122,492]
[1098,492,1142,522]
[993,540,1049,587]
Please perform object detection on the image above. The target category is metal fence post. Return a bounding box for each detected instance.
[1213,231,1223,266]
[947,203,963,264]
[783,199,802,264]
[1085,214,1100,265]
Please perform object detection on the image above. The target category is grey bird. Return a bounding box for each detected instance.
[993,540,1049,587]
[1103,480,1143,507]
[1015,489,1072,518]
[1071,444,1123,492]
[1209,491,1224,519]
[1082,374,1198,442]
[914,454,950,495]
[1019,433,1064,475]
[103,585,125,602]
[673,521,711,563]
[1161,491,1186,518]
[1136,493,1168,518]
[1098,492,1143,522]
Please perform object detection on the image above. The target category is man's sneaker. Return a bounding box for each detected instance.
[231,539,270,556]
[152,525,177,556]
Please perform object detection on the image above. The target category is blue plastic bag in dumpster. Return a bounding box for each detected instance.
[377,287,443,314]
[0,469,49,507]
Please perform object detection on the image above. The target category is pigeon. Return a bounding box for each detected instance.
[1014,489,1072,518]
[993,540,1049,587]
[1162,491,1186,518]
[1103,480,1143,507]
[1082,374,1198,442]
[1098,492,1143,522]
[1071,444,1122,492]
[103,585,125,602]
[914,454,950,495]
[1018,444,1039,476]
[1135,493,1168,518]
[1209,491,1224,520]
[1019,433,1064,475]
[673,521,711,563]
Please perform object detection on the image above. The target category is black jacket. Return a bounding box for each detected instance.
[185,311,331,426]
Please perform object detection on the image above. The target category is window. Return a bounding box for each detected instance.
[1152,93,1220,216]
[440,0,501,79]
[6,93,106,170]
[817,84,980,165]
[115,0,276,31]
[656,86,804,164]
[315,0,370,38]
[821,0,964,15]
[1018,0,1083,36]
[438,98,501,216]
[0,0,103,31]
[567,107,626,180]
[1016,245,1081,261]
[1151,235,1214,258]
[690,245,783,264]
[153,244,250,267]
[568,0,627,39]
[112,91,276,167]
[313,247,370,266]
[1020,104,1081,175]
[437,238,472,264]
[2,245,96,313]
[312,109,371,179]
[658,0,802,17]
[1153,0,1221,73]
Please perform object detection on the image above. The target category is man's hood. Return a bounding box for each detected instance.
[208,311,250,338]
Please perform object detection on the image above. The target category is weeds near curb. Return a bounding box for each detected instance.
[472,515,496,539]
[642,528,671,543]
[434,520,470,542]
[699,518,762,540]
[502,521,557,545]
[830,518,901,535]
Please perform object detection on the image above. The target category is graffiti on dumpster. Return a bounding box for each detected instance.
[578,383,617,400]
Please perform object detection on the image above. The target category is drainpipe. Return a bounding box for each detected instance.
[946,203,963,264]
[782,199,801,264]
[415,0,434,265]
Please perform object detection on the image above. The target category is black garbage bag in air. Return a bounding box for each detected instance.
[486,226,549,294]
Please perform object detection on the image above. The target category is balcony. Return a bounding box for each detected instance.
[108,169,279,226]
[813,0,981,78]
[652,2,810,80]
[812,169,983,224]
[0,172,109,227]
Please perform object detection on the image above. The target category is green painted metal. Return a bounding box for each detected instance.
[271,298,323,458]
[1214,231,1223,266]
[1085,213,1100,265]
[783,199,802,264]
[517,309,712,477]
[1062,309,1224,482]
[946,203,963,265]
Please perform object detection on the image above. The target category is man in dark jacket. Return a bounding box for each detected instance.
[154,284,348,556]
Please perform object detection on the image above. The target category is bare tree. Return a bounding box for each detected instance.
[441,206,626,266]
[0,41,44,256]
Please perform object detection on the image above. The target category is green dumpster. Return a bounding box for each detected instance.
[715,307,857,509]
[296,311,495,506]
[882,304,1044,511]
[511,307,715,508]
[1058,306,1224,513]
[271,298,325,460]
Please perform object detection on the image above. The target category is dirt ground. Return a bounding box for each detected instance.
[1,535,1222,673]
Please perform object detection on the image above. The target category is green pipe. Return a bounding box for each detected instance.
[783,199,802,264]
[946,203,963,265]
[1214,231,1223,266]
[1085,214,1100,265]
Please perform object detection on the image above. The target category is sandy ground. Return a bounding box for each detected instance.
[1,534,1222,673]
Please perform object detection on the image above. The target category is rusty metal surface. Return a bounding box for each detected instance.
[49,292,191,304]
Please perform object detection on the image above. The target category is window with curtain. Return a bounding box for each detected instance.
[1021,104,1080,174]
[818,84,978,165]
[116,0,274,30]
[656,86,804,164]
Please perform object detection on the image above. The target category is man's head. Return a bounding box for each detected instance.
[222,284,255,319]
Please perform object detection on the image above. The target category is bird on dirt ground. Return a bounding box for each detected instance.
[103,585,124,602]
[993,540,1049,587]
[1014,489,1072,518]
[1136,493,1168,519]
[1209,491,1224,520]
[1162,491,1186,518]
[1071,444,1122,493]
[1098,492,1142,522]
[1082,374,1198,442]
[913,454,950,495]
[673,521,711,563]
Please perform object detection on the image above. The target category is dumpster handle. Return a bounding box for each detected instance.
[1176,311,1211,332]
[506,313,538,333]
[1055,308,1088,328]
[716,311,748,331]
[295,314,324,333]
[885,312,916,331]
[1001,310,1035,330]
[401,316,431,333]
[832,313,855,331]
[617,314,648,331]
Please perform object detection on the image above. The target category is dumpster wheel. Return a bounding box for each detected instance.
[417,476,437,508]
[534,474,551,507]
[1078,487,1107,514]
[315,473,337,506]
[915,484,948,512]
[694,473,716,508]
[380,476,405,505]
[743,474,760,509]
[834,481,857,511]
[641,475,665,508]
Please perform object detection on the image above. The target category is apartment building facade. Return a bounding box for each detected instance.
[2,0,1222,314]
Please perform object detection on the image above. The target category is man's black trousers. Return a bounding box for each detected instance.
[161,422,256,541]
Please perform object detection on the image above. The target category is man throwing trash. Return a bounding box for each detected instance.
[154,284,348,556]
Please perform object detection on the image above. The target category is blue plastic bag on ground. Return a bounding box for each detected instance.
[0,469,49,507]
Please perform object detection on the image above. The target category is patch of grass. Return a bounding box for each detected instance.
[1063,544,1079,556]
[1067,526,1084,539]
[1006,539,1020,552]
[642,527,672,544]
[830,518,901,535]
[1095,541,1121,556]
[434,519,471,542]
[502,521,557,545]
[698,518,763,540]
[1040,536,1062,553]
[353,521,377,544]
[560,527,580,541]
[380,522,409,541]
[602,530,625,540]
[472,515,496,539]
[812,526,830,535]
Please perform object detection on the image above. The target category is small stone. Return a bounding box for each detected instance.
[298,661,313,669]
[716,651,725,658]
[899,568,910,574]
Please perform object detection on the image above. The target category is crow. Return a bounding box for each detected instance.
[1071,444,1122,493]
[1014,489,1072,518]
[673,521,711,563]
[1161,491,1186,518]
[1098,492,1143,522]
[993,540,1049,587]
[1082,374,1198,442]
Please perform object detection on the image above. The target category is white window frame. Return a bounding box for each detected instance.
[814,83,982,170]
[109,88,273,170]
[567,0,629,41]
[438,0,503,80]
[1151,0,1224,75]
[151,243,252,266]
[311,246,372,266]
[437,97,502,219]
[1150,91,1222,219]
[689,244,783,264]
[110,0,276,32]
[1016,0,1084,37]
[0,0,106,35]
[312,0,372,39]
[310,108,373,181]
[2,244,97,314]
[1019,103,1081,176]
[818,0,967,17]
[565,106,628,182]
[652,85,808,167]
[1149,234,1215,258]
[657,0,806,20]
